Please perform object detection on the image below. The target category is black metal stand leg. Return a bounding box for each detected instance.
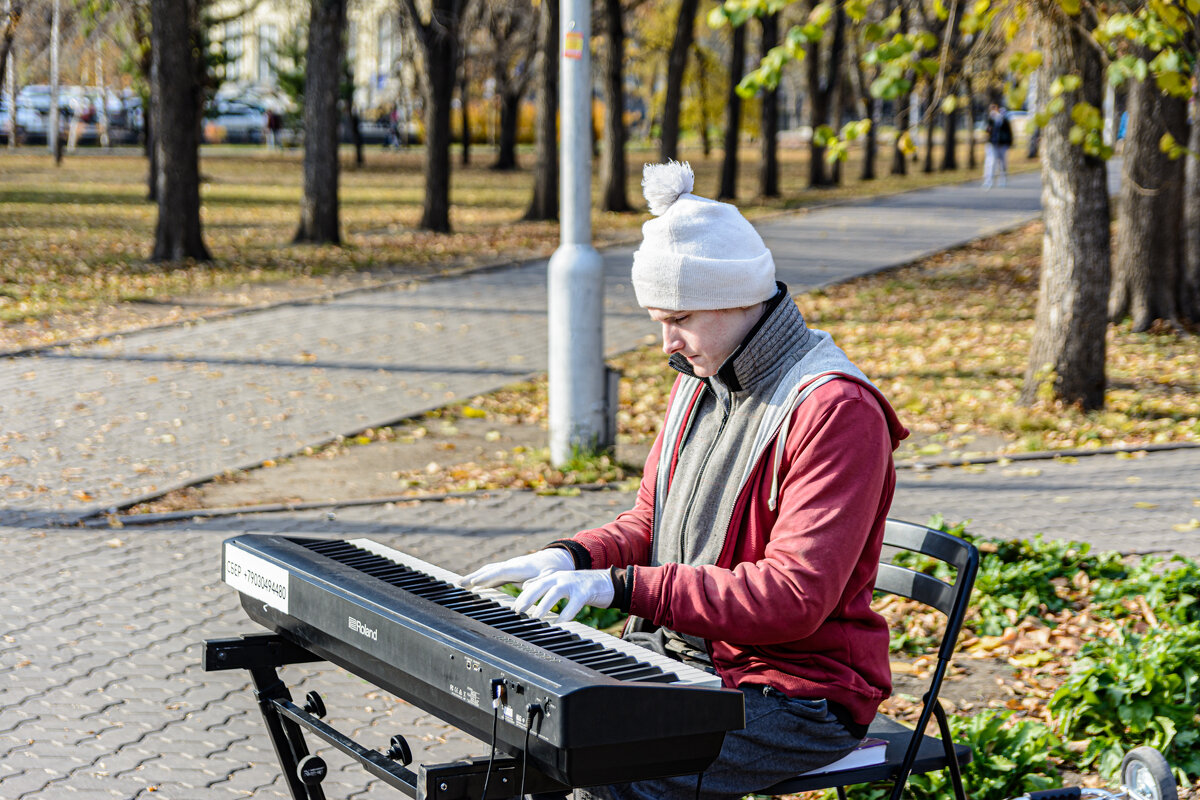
[203,635,567,800]
[249,665,327,800]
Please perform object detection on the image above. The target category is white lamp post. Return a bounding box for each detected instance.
[547,0,606,466]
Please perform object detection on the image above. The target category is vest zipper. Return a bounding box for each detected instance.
[676,391,733,562]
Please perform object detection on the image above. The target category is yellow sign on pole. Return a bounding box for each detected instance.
[563,31,584,60]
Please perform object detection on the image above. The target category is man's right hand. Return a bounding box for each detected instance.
[459,548,576,589]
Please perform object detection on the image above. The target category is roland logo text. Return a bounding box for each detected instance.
[348,616,378,640]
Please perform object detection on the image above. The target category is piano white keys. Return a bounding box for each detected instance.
[348,538,722,688]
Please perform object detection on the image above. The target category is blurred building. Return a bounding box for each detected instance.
[211,0,417,120]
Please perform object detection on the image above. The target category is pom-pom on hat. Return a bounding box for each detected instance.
[631,161,776,311]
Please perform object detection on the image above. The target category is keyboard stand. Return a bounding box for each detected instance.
[203,634,570,800]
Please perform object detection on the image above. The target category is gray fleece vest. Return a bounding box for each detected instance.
[648,296,873,660]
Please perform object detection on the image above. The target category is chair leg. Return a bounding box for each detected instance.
[932,701,967,800]
[836,787,848,800]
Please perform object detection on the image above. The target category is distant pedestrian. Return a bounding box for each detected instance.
[67,97,92,153]
[387,107,402,149]
[982,104,1013,189]
[265,109,282,149]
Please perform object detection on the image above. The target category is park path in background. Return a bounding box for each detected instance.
[1,171,1047,525]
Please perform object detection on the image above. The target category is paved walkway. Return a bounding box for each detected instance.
[3,445,1198,799]
[1,170,1044,525]
[8,162,1198,800]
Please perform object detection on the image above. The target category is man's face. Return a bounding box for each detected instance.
[647,305,762,378]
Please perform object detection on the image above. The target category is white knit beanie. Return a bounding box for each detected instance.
[631,161,776,311]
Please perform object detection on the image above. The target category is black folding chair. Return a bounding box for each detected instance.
[761,519,979,800]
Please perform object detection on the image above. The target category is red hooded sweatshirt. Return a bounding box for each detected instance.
[565,361,909,728]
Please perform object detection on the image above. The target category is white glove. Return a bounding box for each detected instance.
[514,569,615,622]
[459,548,575,589]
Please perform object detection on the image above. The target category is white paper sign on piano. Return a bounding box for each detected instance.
[224,543,291,614]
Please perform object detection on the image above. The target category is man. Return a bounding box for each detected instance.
[983,103,1014,189]
[462,161,908,800]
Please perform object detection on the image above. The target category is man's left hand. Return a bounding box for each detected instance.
[514,569,615,622]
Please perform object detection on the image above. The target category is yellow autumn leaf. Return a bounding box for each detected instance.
[1172,519,1200,532]
[462,406,488,419]
[1009,650,1055,668]
[1133,501,1159,509]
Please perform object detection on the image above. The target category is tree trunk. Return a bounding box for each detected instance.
[936,1,962,173]
[830,63,846,185]
[717,21,745,199]
[600,0,630,212]
[294,0,346,245]
[459,61,471,166]
[414,1,459,233]
[861,93,878,181]
[806,0,844,188]
[660,0,699,161]
[145,100,157,201]
[524,0,558,221]
[760,13,780,197]
[149,0,209,261]
[890,1,909,176]
[966,83,977,170]
[1183,67,1200,323]
[922,84,935,173]
[494,87,520,170]
[351,108,364,167]
[0,1,20,87]
[486,1,536,172]
[1109,55,1189,331]
[851,29,877,182]
[940,106,957,170]
[891,91,909,175]
[1020,5,1110,410]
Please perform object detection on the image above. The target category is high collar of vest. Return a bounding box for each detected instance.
[669,282,812,394]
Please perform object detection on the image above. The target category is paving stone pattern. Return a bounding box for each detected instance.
[0,173,1044,525]
[3,444,1198,799]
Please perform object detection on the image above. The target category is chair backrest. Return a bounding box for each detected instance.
[877,519,979,662]
[759,520,979,800]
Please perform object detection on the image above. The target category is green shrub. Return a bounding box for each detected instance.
[1048,623,1200,782]
[840,711,1063,800]
[1090,554,1200,627]
[894,517,1128,636]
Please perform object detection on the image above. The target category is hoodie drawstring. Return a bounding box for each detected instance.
[768,391,800,511]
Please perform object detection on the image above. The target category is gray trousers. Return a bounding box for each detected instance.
[576,685,863,800]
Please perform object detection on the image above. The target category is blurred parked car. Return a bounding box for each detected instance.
[203,99,267,144]
[1,85,142,145]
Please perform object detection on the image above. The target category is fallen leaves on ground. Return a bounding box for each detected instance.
[1,147,1002,352]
